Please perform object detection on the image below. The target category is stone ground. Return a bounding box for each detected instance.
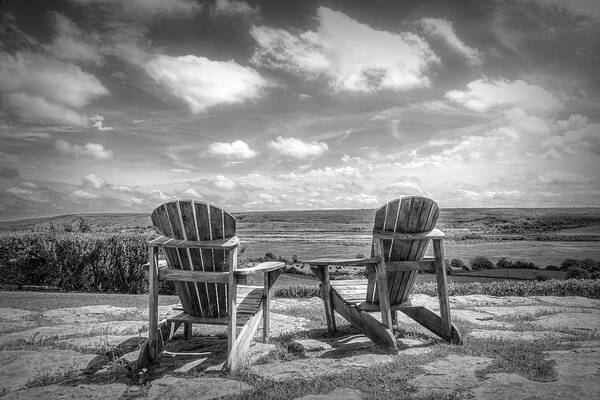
[0,293,599,399]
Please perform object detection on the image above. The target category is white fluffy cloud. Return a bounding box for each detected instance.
[445,78,560,112]
[207,140,257,159]
[212,175,237,190]
[214,0,259,18]
[251,7,438,92]
[88,114,114,132]
[145,55,266,112]
[268,137,329,159]
[0,51,108,126]
[81,174,107,189]
[418,18,481,64]
[55,139,113,160]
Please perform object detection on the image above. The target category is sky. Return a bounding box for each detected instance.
[0,0,599,220]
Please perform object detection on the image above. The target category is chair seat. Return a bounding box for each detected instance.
[330,279,411,311]
[168,285,264,326]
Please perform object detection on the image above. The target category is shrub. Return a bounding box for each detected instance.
[275,279,600,299]
[545,265,560,271]
[566,266,590,280]
[509,260,538,270]
[561,258,580,270]
[580,258,599,272]
[470,256,494,271]
[450,258,465,269]
[496,257,511,268]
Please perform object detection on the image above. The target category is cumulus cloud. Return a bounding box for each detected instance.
[268,137,329,159]
[418,18,481,64]
[81,174,107,189]
[88,114,114,132]
[212,175,237,190]
[0,51,108,127]
[206,140,257,159]
[46,13,103,65]
[445,77,560,112]
[145,55,266,112]
[213,0,259,18]
[55,139,113,160]
[251,7,438,92]
[539,171,592,184]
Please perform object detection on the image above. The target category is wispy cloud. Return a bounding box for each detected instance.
[418,17,481,64]
[55,139,113,160]
[445,78,560,112]
[0,51,108,127]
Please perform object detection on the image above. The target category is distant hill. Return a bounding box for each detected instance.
[0,213,153,233]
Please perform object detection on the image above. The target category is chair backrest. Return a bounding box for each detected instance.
[151,200,236,318]
[368,196,440,306]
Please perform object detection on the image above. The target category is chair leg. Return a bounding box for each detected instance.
[148,246,159,361]
[433,239,451,339]
[391,310,398,326]
[263,272,271,342]
[184,323,192,340]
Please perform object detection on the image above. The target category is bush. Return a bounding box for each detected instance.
[580,258,599,272]
[496,257,511,268]
[0,233,151,293]
[470,256,494,271]
[561,258,580,270]
[566,266,590,280]
[450,258,465,269]
[545,265,560,271]
[509,260,538,269]
[275,279,600,299]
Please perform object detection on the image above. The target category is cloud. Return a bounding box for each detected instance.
[81,174,107,189]
[0,51,108,127]
[206,140,257,159]
[55,139,113,160]
[268,137,329,159]
[539,171,592,184]
[45,13,103,65]
[251,6,438,92]
[445,78,560,112]
[212,175,237,191]
[543,120,600,157]
[88,114,114,131]
[418,18,481,64]
[213,0,259,18]
[70,0,201,17]
[72,190,100,199]
[145,54,266,112]
[526,0,600,20]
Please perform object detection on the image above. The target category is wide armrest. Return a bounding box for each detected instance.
[148,235,240,249]
[372,228,444,240]
[306,257,380,266]
[234,261,285,275]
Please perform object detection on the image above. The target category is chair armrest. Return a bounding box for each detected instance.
[372,228,444,240]
[148,235,240,249]
[234,261,285,275]
[305,257,380,266]
[142,259,168,271]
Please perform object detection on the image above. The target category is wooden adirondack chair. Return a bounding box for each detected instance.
[138,200,285,371]
[307,196,461,353]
